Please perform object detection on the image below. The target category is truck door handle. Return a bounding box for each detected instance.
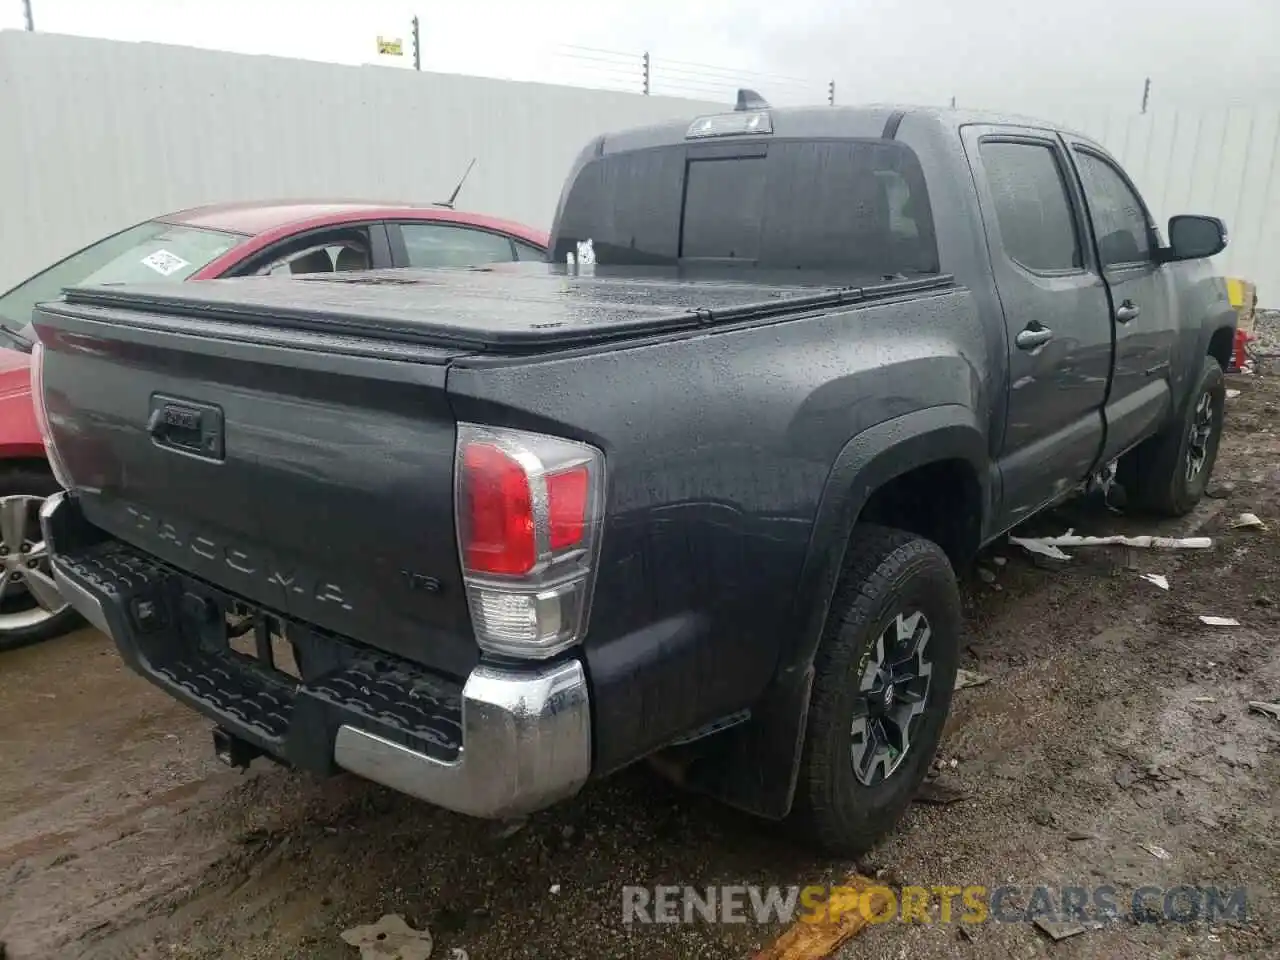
[1015,324,1053,350]
[1115,300,1141,323]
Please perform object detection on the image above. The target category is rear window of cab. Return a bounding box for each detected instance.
[552,138,939,278]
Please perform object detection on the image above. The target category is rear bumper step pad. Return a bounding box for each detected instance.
[43,493,592,819]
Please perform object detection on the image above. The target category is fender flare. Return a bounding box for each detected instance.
[674,405,990,820]
[783,404,990,682]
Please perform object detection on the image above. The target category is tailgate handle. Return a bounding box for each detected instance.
[148,395,225,460]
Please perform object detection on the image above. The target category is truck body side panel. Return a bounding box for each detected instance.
[446,286,988,771]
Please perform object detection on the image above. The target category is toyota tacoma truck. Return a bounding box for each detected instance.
[33,102,1235,855]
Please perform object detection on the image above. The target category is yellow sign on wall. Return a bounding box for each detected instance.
[377,36,403,56]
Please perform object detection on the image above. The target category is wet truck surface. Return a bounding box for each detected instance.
[34,100,1236,854]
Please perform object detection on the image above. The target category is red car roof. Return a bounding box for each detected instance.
[157,200,548,247]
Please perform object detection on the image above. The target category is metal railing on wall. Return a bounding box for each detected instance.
[553,45,834,106]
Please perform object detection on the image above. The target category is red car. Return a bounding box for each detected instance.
[0,201,548,647]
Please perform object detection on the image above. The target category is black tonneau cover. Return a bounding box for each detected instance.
[61,263,952,353]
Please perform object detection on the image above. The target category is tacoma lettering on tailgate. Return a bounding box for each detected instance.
[121,503,354,611]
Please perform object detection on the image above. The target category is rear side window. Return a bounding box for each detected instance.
[551,139,939,277]
[978,141,1081,273]
[1073,151,1153,266]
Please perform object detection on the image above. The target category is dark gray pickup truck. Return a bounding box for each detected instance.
[34,102,1235,854]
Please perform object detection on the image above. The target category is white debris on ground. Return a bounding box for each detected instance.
[1140,842,1172,861]
[1248,701,1280,721]
[1140,573,1170,590]
[955,669,992,690]
[1199,615,1241,627]
[492,817,527,840]
[340,915,433,960]
[1010,537,1073,560]
[1231,512,1268,530]
[1034,917,1100,941]
[1010,531,1213,561]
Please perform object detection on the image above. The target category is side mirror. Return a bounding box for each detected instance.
[1162,215,1227,262]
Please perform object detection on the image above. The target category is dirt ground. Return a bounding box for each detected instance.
[2,365,1278,960]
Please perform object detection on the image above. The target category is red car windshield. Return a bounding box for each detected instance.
[0,220,246,339]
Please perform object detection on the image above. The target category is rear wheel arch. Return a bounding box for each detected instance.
[672,409,987,822]
[789,407,988,671]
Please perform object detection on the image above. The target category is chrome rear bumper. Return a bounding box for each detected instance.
[334,659,591,819]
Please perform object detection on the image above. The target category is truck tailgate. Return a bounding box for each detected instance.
[34,300,479,679]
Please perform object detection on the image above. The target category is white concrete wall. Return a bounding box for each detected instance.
[0,30,719,291]
[1,31,1276,301]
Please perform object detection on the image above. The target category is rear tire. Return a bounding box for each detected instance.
[1118,357,1225,517]
[0,466,82,652]
[793,524,960,857]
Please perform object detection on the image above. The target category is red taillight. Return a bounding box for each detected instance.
[547,466,589,550]
[462,442,537,575]
[455,424,604,659]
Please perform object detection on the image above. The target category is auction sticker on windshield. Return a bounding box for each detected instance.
[141,249,191,277]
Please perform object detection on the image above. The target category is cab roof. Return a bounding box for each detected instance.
[595,103,1089,154]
